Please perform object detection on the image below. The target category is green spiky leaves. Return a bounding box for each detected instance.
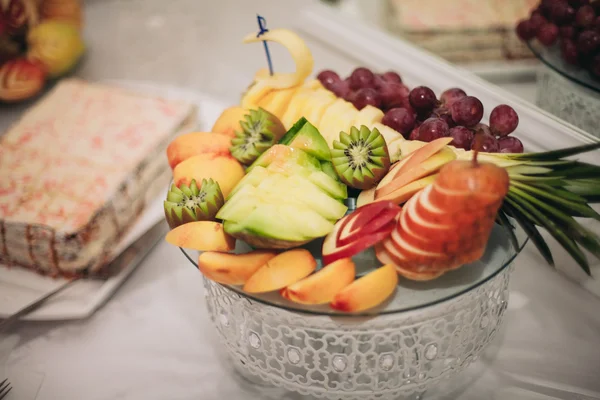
[164,179,225,229]
[331,125,391,190]
[230,107,286,165]
[496,141,600,275]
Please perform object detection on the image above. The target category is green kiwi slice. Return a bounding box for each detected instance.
[163,179,224,229]
[330,125,391,190]
[230,107,286,165]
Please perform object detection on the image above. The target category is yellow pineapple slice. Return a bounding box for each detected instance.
[319,98,359,146]
[302,89,338,129]
[280,80,324,128]
[257,86,302,121]
[352,105,384,130]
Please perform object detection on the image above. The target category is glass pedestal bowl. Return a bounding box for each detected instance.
[528,41,600,138]
[181,221,527,399]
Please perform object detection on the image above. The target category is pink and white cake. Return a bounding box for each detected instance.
[0,79,197,277]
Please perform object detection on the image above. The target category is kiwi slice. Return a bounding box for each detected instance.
[230,107,286,165]
[330,125,391,190]
[164,179,224,229]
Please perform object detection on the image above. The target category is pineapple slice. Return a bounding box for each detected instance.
[302,89,338,129]
[373,122,404,145]
[352,105,384,130]
[258,86,302,121]
[319,98,359,146]
[280,81,324,128]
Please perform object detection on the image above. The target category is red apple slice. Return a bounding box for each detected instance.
[337,202,402,246]
[429,182,500,211]
[323,221,394,266]
[393,137,453,176]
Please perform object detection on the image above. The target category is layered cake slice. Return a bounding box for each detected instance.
[0,79,197,277]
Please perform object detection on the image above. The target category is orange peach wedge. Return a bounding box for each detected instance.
[166,132,233,169]
[280,258,356,305]
[173,153,245,198]
[243,249,317,293]
[330,264,398,313]
[211,106,247,138]
[165,221,235,252]
[198,250,278,285]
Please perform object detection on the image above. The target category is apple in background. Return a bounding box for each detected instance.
[27,20,85,78]
[322,202,399,265]
[1,0,39,35]
[40,0,84,29]
[0,58,46,102]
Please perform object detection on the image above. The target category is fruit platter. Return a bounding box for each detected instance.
[516,0,600,136]
[161,26,600,398]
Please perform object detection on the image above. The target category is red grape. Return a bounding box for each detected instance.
[594,16,600,31]
[576,5,596,28]
[448,126,474,150]
[440,88,467,107]
[569,0,590,7]
[561,38,579,64]
[530,13,548,31]
[472,123,492,136]
[409,127,420,140]
[317,70,341,88]
[349,67,376,90]
[432,107,456,128]
[450,96,484,127]
[352,88,381,110]
[537,23,559,46]
[489,104,519,137]
[380,71,402,84]
[559,25,577,39]
[593,1,600,14]
[472,132,500,153]
[379,82,409,109]
[577,29,600,54]
[498,137,524,153]
[549,2,575,24]
[417,118,449,142]
[409,86,438,112]
[329,80,351,98]
[517,19,537,40]
[382,107,416,137]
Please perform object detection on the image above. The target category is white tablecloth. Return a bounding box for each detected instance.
[3,239,600,400]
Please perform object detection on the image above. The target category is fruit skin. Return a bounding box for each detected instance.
[211,106,247,138]
[27,21,85,78]
[173,153,245,198]
[198,250,278,285]
[243,249,317,293]
[337,201,401,246]
[331,126,391,190]
[0,58,46,102]
[165,221,236,252]
[163,179,224,229]
[40,0,84,28]
[278,118,331,161]
[166,132,232,169]
[281,258,356,305]
[330,264,398,312]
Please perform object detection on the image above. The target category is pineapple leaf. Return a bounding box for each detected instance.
[496,210,519,251]
[508,142,600,162]
[510,181,600,220]
[506,192,591,275]
[507,174,565,185]
[545,162,600,179]
[502,200,554,266]
[564,180,600,203]
[505,165,552,176]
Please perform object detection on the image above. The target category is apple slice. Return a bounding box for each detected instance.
[374,174,438,205]
[356,187,376,207]
[394,137,453,176]
[330,264,398,313]
[336,201,401,246]
[429,182,500,211]
[389,226,450,268]
[243,249,317,293]
[322,219,394,266]
[281,258,356,305]
[395,265,444,281]
[375,146,456,199]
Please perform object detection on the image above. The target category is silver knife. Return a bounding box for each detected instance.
[0,219,169,332]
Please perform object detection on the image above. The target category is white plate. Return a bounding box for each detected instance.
[0,81,228,321]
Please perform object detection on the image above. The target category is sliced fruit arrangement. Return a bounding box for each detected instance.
[159,26,600,314]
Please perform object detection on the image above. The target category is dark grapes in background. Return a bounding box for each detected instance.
[440,88,467,107]
[382,108,416,137]
[349,67,376,90]
[317,70,340,88]
[409,86,438,112]
[379,82,409,109]
[489,105,519,137]
[498,137,525,153]
[352,88,381,110]
[380,71,402,84]
[448,126,474,150]
[451,96,484,127]
[417,118,449,142]
[476,132,500,152]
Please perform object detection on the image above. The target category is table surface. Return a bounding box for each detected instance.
[2,1,599,400]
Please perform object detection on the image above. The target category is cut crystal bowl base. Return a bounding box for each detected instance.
[203,265,512,399]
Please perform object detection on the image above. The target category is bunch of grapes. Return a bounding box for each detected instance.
[317,67,524,153]
[516,0,600,79]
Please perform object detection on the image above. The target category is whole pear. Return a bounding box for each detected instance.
[27,21,85,78]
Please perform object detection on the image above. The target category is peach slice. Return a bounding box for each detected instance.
[330,264,398,313]
[243,249,317,293]
[165,221,236,252]
[211,106,247,138]
[166,132,232,169]
[280,258,356,305]
[173,153,245,198]
[198,250,278,285]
